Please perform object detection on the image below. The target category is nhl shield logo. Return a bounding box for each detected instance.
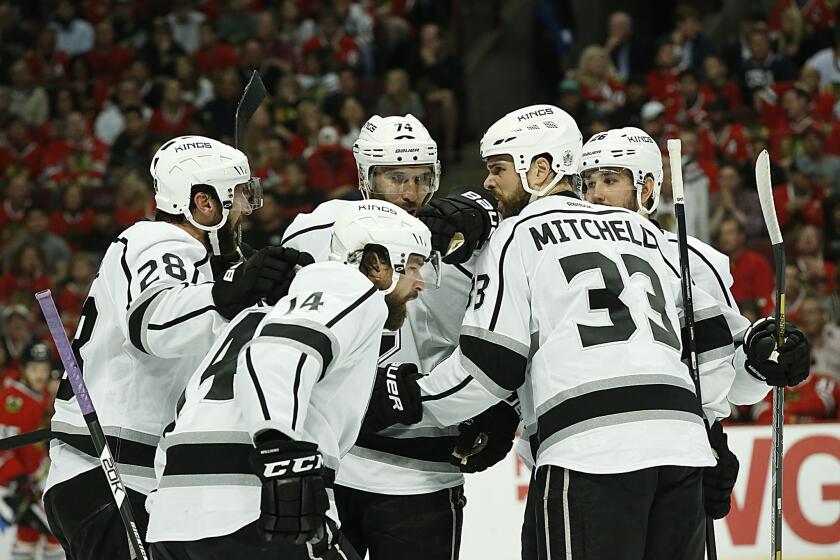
[563,150,573,167]
[4,396,23,414]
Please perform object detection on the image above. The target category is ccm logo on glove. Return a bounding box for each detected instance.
[261,452,324,478]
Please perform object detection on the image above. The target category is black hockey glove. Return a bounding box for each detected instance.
[209,242,259,279]
[212,247,315,319]
[361,363,423,433]
[416,188,499,264]
[703,421,740,519]
[250,437,329,544]
[744,317,811,387]
[449,397,520,473]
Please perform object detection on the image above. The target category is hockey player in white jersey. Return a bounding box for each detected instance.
[576,127,811,523]
[43,135,310,560]
[281,114,508,560]
[145,200,437,560]
[408,105,745,559]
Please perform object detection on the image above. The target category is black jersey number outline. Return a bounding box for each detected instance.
[559,252,680,350]
[199,311,266,401]
[57,296,98,401]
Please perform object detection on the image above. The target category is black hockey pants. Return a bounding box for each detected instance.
[333,484,465,560]
[521,465,705,560]
[44,467,150,560]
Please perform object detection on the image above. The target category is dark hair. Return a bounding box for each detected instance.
[10,242,46,276]
[358,244,391,277]
[678,68,698,81]
[675,4,699,23]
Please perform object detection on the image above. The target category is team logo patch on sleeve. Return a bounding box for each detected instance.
[4,396,23,414]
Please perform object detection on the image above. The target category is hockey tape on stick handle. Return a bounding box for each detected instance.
[667,139,684,203]
[36,290,94,416]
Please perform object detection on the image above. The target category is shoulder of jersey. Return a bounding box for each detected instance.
[120,221,207,258]
[282,199,353,242]
[290,261,378,297]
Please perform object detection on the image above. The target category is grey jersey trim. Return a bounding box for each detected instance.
[158,473,261,489]
[461,325,530,357]
[459,353,511,400]
[159,430,253,451]
[347,445,462,474]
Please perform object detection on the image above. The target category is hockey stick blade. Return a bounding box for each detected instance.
[35,290,149,560]
[235,70,267,150]
[756,150,782,246]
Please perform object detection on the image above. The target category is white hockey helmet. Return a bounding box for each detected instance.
[579,127,663,215]
[330,199,441,290]
[353,114,441,205]
[480,104,583,197]
[150,135,262,252]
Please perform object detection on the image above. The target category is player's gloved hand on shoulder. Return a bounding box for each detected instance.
[417,188,499,264]
[209,242,260,279]
[250,434,329,544]
[744,317,811,387]
[361,363,423,433]
[703,421,739,519]
[212,247,314,319]
[450,397,520,473]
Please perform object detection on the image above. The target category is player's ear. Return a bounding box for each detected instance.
[361,251,394,290]
[192,190,216,220]
[641,176,654,207]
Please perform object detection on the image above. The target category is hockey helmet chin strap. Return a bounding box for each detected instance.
[183,204,231,256]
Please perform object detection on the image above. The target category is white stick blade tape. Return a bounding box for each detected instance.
[667,139,684,203]
[755,150,782,245]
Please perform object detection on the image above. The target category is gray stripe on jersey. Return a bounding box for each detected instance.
[52,421,160,446]
[159,430,253,451]
[461,325,530,357]
[119,464,156,479]
[685,306,721,323]
[535,374,696,418]
[158,473,261,489]
[377,425,460,439]
[696,345,734,366]
[539,410,705,450]
[348,446,462,473]
[459,354,512,400]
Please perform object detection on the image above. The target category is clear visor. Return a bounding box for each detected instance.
[230,178,263,212]
[369,165,437,197]
[580,167,631,195]
[396,251,442,290]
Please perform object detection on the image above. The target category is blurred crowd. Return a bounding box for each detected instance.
[0,0,838,439]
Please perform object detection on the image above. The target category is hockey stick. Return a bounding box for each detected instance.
[36,290,149,560]
[234,70,267,247]
[755,149,785,560]
[0,428,53,452]
[667,139,717,560]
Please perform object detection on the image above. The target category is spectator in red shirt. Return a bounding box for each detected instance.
[114,173,154,229]
[703,55,743,110]
[0,174,32,247]
[276,159,322,220]
[302,9,361,69]
[148,79,194,137]
[41,111,108,188]
[698,98,749,163]
[646,42,679,102]
[667,68,710,126]
[640,101,679,154]
[0,118,43,180]
[23,27,68,85]
[794,224,836,295]
[48,184,95,251]
[306,126,357,199]
[0,243,52,308]
[254,136,290,189]
[237,39,283,98]
[769,86,822,164]
[709,162,765,241]
[574,45,625,116]
[716,216,775,319]
[84,18,134,85]
[57,252,96,334]
[774,160,825,231]
[194,21,240,74]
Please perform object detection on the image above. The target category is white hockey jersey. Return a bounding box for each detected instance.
[282,200,472,495]
[419,193,732,474]
[145,262,386,542]
[46,221,228,495]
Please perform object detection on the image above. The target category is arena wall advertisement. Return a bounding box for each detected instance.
[461,423,840,559]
